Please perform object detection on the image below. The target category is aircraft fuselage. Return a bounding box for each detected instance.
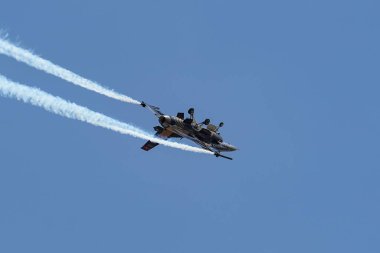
[158,115,237,152]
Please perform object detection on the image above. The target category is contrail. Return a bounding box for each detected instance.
[0,38,140,104]
[0,74,213,155]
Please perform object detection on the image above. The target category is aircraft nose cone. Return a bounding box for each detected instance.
[223,143,237,151]
[229,145,238,151]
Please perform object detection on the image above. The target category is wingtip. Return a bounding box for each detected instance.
[214,152,233,160]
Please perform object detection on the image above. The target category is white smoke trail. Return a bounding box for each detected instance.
[0,38,140,104]
[0,74,213,155]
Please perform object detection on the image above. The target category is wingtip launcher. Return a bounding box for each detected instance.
[214,152,233,160]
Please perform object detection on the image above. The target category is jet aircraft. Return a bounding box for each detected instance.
[140,101,237,160]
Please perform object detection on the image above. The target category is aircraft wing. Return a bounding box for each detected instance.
[141,101,164,118]
[187,135,233,160]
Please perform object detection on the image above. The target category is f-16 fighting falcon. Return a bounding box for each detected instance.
[140,101,237,160]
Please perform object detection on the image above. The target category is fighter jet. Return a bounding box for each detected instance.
[140,101,237,160]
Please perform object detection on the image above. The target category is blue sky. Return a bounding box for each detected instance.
[0,0,379,252]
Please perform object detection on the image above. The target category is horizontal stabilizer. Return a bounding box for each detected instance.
[141,141,159,151]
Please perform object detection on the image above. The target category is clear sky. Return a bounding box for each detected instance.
[0,0,379,252]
